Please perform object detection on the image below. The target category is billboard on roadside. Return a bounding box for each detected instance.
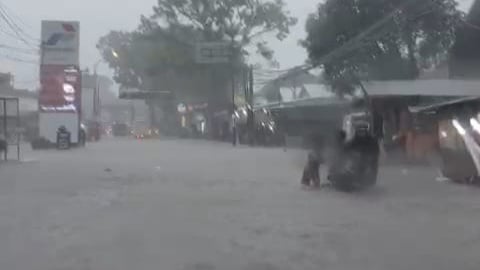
[38,20,81,144]
[39,65,81,113]
[195,42,231,64]
[41,21,80,65]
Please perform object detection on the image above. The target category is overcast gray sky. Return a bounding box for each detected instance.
[0,0,475,90]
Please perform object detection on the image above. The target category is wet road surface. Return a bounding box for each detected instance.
[1,138,480,270]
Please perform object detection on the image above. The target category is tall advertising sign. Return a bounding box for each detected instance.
[41,21,79,65]
[39,65,81,112]
[39,21,81,144]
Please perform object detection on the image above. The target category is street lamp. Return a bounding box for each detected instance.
[111,49,119,59]
[93,59,102,123]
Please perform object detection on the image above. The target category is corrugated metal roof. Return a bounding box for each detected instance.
[256,80,480,111]
[409,96,480,113]
[303,84,335,98]
[255,96,350,110]
[363,80,480,97]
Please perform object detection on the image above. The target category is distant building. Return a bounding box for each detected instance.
[81,73,114,122]
[254,68,321,104]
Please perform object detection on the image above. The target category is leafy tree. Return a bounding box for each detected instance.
[145,0,297,63]
[303,0,463,89]
[98,0,297,96]
[97,0,298,131]
[97,31,140,88]
[97,26,198,89]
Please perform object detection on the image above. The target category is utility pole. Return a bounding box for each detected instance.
[230,42,237,147]
[248,65,255,146]
[93,61,102,141]
[231,62,236,146]
[2,99,7,160]
[130,99,135,126]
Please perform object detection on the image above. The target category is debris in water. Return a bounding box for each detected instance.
[436,176,451,182]
[436,170,451,182]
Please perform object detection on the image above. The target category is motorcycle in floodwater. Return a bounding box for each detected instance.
[328,146,379,192]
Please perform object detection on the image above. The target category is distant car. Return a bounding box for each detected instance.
[112,123,130,137]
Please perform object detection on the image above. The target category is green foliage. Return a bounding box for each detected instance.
[98,0,297,93]
[303,0,463,90]
[97,31,138,88]
[97,26,198,89]
[148,0,297,61]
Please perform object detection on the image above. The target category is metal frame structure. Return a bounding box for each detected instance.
[413,97,480,182]
[0,97,20,161]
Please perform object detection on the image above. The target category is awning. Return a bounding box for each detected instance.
[409,96,480,113]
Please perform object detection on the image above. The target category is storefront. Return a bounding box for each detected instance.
[413,97,480,182]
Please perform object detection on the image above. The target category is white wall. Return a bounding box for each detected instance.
[39,113,79,143]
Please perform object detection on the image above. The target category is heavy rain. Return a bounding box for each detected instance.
[1,0,480,269]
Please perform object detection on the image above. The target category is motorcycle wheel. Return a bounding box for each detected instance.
[329,165,357,192]
[329,154,378,192]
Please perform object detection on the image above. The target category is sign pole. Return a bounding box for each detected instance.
[194,41,234,144]
[248,65,255,146]
[3,99,7,160]
[231,59,236,146]
[16,99,20,160]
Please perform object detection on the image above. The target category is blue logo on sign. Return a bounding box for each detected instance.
[44,33,75,46]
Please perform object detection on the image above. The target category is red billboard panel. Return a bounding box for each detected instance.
[39,65,81,113]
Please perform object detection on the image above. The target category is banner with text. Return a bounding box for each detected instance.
[39,65,81,113]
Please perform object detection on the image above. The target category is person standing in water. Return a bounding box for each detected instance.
[301,134,324,188]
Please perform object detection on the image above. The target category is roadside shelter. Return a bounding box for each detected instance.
[362,80,480,161]
[0,96,20,160]
[411,97,480,182]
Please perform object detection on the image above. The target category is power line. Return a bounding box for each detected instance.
[0,1,34,34]
[0,2,38,49]
[0,44,38,56]
[0,53,37,64]
[253,67,298,74]
[0,1,38,43]
[0,13,36,49]
[463,19,480,30]
[15,78,39,85]
[0,43,39,64]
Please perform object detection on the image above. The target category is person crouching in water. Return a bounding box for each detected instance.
[301,135,324,188]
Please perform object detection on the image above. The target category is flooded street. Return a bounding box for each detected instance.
[0,139,479,270]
